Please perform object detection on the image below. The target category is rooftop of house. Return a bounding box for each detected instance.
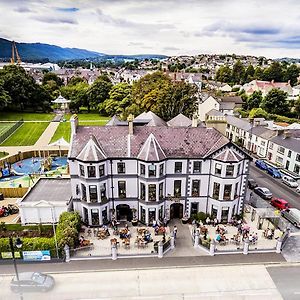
[251,126,278,140]
[226,115,252,132]
[70,126,230,161]
[219,96,244,104]
[167,113,192,127]
[271,135,300,153]
[21,178,71,203]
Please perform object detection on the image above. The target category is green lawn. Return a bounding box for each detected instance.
[0,151,9,158]
[0,122,49,146]
[0,122,14,135]
[50,122,71,143]
[0,112,54,121]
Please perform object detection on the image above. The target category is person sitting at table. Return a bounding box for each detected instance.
[126,229,131,238]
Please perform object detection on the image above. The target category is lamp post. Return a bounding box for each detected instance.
[9,236,23,300]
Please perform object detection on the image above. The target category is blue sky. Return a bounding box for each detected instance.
[1,0,300,58]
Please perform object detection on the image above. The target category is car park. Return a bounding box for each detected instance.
[248,179,258,189]
[266,166,282,178]
[254,187,273,200]
[255,160,268,170]
[271,198,290,210]
[10,272,55,293]
[282,175,299,188]
[281,208,300,228]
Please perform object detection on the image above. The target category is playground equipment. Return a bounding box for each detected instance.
[40,157,52,173]
[0,162,14,179]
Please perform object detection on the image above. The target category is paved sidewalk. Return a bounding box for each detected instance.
[34,122,60,147]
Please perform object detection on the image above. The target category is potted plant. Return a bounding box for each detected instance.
[131,208,138,226]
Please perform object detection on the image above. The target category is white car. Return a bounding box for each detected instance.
[282,175,299,188]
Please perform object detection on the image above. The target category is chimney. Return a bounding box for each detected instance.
[127,114,134,135]
[192,114,198,127]
[70,114,78,135]
[283,130,291,139]
[277,129,284,136]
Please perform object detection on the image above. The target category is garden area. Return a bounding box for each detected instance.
[0,112,54,121]
[0,212,81,259]
[50,122,71,143]
[0,122,14,136]
[0,122,49,146]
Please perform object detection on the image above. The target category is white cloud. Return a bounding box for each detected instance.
[0,0,300,58]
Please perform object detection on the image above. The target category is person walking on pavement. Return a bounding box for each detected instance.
[173,225,178,239]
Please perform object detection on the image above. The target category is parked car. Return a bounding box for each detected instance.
[266,166,282,178]
[271,198,290,210]
[255,160,268,170]
[282,175,299,188]
[296,186,300,193]
[248,179,258,189]
[281,208,300,228]
[10,272,55,293]
[254,187,273,200]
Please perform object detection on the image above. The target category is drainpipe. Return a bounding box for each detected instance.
[206,159,212,215]
[110,159,115,216]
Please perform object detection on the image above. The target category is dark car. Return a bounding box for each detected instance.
[10,272,55,293]
[248,179,258,189]
[255,160,268,170]
[254,187,272,200]
[266,166,282,178]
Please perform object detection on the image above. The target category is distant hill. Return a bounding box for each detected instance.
[0,38,105,61]
[0,38,167,62]
[275,57,300,63]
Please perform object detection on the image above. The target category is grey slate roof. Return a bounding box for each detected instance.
[214,148,244,162]
[206,109,224,117]
[106,115,128,126]
[251,126,277,140]
[226,115,252,131]
[135,111,167,126]
[271,135,300,153]
[70,126,230,160]
[220,96,244,104]
[22,178,71,203]
[76,135,107,161]
[167,114,192,127]
[137,133,166,161]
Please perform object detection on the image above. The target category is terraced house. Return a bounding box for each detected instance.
[68,113,251,226]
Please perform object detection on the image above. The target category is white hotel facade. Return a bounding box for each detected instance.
[68,114,251,226]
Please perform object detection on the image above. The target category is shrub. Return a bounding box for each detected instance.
[191,212,209,223]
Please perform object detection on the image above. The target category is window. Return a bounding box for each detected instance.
[174,180,181,197]
[159,183,164,200]
[174,162,182,173]
[87,166,96,178]
[234,182,239,198]
[237,164,241,175]
[149,184,156,201]
[140,164,145,175]
[297,154,300,162]
[287,150,292,158]
[193,161,201,173]
[294,164,300,174]
[269,142,274,150]
[212,182,220,199]
[236,128,239,134]
[100,183,107,201]
[81,184,87,201]
[223,184,232,200]
[261,140,266,146]
[99,164,105,177]
[140,183,145,200]
[192,180,200,197]
[79,165,85,176]
[148,164,156,177]
[159,164,164,176]
[191,203,198,215]
[276,156,283,165]
[89,185,98,203]
[91,209,99,225]
[277,146,285,155]
[226,165,234,176]
[117,162,125,174]
[215,163,222,175]
[118,181,126,198]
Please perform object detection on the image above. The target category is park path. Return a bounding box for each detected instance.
[34,121,59,147]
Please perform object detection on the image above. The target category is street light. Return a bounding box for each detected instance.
[9,236,23,300]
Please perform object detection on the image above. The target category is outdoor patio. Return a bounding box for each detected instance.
[72,223,171,257]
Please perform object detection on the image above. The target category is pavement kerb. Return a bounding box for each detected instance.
[1,260,299,277]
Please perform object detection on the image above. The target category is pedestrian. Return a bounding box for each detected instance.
[173,225,178,239]
[213,217,218,227]
[206,217,210,225]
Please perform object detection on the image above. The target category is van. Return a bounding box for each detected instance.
[281,208,300,228]
[282,176,299,188]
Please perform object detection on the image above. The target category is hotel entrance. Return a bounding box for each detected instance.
[170,203,183,219]
[116,204,132,221]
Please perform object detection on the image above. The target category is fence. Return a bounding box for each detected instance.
[0,119,23,144]
[0,187,28,198]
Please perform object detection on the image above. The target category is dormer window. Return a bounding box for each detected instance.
[87,166,96,178]
[148,164,156,177]
[79,165,85,176]
[174,162,182,173]
[117,162,126,174]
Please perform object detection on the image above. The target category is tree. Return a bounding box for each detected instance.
[0,80,11,110]
[246,91,263,110]
[100,83,132,117]
[215,65,231,83]
[42,72,64,86]
[67,76,86,86]
[261,88,289,115]
[87,75,113,110]
[254,67,264,80]
[284,64,300,86]
[244,64,255,83]
[231,60,245,84]
[262,62,284,82]
[294,97,300,118]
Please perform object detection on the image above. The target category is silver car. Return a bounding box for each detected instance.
[10,272,55,293]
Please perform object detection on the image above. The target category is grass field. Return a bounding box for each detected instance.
[78,114,110,126]
[0,112,54,121]
[50,122,71,143]
[0,122,14,135]
[0,122,50,146]
[0,151,9,158]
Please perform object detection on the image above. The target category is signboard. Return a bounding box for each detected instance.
[22,250,51,261]
[1,252,21,259]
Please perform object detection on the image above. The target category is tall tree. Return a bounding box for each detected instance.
[254,67,264,80]
[0,79,11,110]
[42,72,64,86]
[215,65,232,83]
[231,60,245,84]
[284,64,300,86]
[61,82,89,111]
[246,90,262,110]
[244,64,255,83]
[262,62,284,82]
[261,88,289,115]
[294,96,300,118]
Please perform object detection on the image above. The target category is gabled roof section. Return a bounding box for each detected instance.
[214,147,244,162]
[106,115,128,126]
[77,135,107,161]
[135,111,167,126]
[137,133,166,161]
[167,114,192,127]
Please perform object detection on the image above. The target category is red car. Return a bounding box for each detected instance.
[271,198,290,210]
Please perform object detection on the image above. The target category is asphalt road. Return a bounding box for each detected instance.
[249,164,300,210]
[267,265,300,300]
